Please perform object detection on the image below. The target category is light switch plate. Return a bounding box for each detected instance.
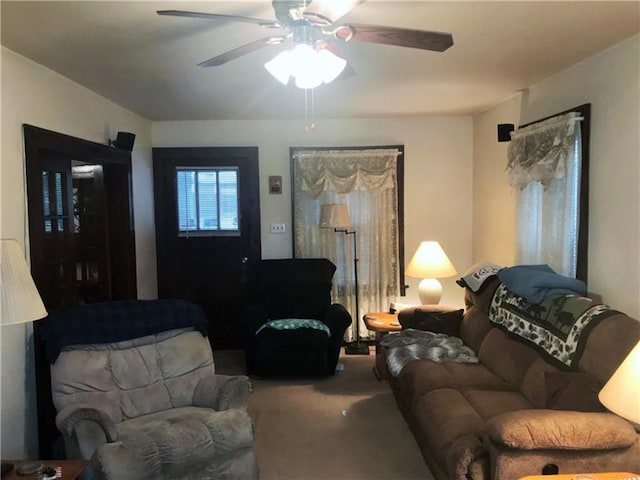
[270,223,286,233]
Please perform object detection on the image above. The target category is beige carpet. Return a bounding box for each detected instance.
[215,348,435,480]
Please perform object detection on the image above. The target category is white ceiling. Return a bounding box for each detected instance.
[2,1,639,121]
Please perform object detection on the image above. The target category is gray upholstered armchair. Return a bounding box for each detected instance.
[42,299,258,480]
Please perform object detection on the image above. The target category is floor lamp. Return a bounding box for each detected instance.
[1,239,48,476]
[319,204,369,355]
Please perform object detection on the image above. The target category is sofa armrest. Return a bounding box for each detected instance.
[398,307,464,336]
[55,403,118,460]
[56,403,118,442]
[486,409,637,450]
[193,374,253,410]
[244,304,269,338]
[323,303,352,337]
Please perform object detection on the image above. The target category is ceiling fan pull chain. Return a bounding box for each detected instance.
[305,88,316,133]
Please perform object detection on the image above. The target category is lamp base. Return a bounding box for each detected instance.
[417,278,443,305]
[345,341,370,355]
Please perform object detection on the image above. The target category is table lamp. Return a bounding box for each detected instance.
[319,203,368,355]
[405,241,457,305]
[1,238,48,475]
[598,340,640,427]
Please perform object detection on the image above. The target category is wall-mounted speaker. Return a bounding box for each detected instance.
[111,131,136,151]
[497,123,515,142]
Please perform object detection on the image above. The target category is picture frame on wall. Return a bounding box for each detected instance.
[269,175,282,194]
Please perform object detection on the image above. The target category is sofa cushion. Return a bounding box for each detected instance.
[101,406,255,480]
[459,307,493,354]
[544,371,605,412]
[398,309,464,335]
[478,329,538,387]
[463,390,533,420]
[578,312,640,383]
[398,359,513,407]
[519,357,559,408]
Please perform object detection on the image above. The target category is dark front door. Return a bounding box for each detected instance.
[153,147,261,350]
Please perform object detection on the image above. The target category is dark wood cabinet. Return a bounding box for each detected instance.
[23,125,137,457]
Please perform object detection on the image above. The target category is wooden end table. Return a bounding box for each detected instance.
[2,460,88,480]
[363,312,402,380]
[518,473,639,480]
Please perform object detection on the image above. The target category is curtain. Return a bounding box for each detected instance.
[292,148,401,341]
[507,112,583,277]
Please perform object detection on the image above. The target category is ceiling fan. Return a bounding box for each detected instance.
[158,0,454,88]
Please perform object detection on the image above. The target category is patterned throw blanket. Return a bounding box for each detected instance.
[489,284,618,368]
[381,329,479,377]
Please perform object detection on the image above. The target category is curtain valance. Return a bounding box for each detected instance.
[293,149,399,198]
[506,112,582,189]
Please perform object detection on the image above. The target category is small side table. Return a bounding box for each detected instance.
[2,460,88,480]
[363,312,402,380]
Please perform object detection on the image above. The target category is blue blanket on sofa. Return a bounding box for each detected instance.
[497,264,586,304]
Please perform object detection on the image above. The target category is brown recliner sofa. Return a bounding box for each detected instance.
[387,276,640,480]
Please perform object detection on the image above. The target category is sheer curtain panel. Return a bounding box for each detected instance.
[507,112,583,277]
[292,148,402,341]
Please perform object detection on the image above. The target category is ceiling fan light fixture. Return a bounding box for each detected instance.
[265,43,347,89]
[264,50,292,85]
[295,70,324,89]
[317,48,347,83]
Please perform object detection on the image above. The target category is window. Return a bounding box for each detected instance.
[176,167,240,236]
[507,104,590,281]
[291,146,405,342]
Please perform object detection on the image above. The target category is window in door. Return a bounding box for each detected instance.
[176,167,240,236]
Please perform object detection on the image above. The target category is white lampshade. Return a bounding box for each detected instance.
[406,241,457,305]
[264,50,292,85]
[406,241,457,278]
[599,340,640,425]
[319,203,351,229]
[1,239,47,325]
[317,48,347,84]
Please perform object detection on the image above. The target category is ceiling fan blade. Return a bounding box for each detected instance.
[157,10,279,28]
[197,36,285,67]
[302,0,365,25]
[342,24,453,52]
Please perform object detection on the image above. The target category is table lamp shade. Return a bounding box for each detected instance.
[1,239,47,325]
[319,203,351,229]
[406,241,457,279]
[598,340,640,425]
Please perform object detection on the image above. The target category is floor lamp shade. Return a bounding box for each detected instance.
[405,241,457,305]
[319,203,351,229]
[1,239,47,325]
[598,340,640,425]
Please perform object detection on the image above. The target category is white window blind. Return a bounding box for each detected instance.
[176,167,239,236]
